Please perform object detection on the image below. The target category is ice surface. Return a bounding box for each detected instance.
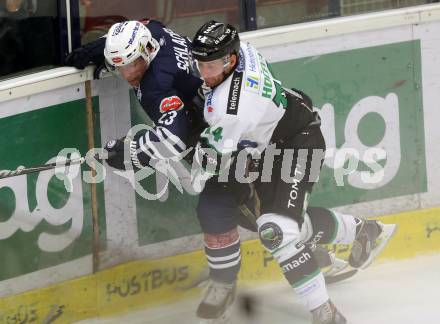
[79,254,440,324]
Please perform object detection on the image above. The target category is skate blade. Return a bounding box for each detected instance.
[323,256,349,277]
[198,305,233,324]
[360,223,397,270]
[325,269,358,284]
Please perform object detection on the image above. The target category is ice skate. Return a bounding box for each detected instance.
[312,245,358,284]
[197,279,236,323]
[311,299,347,324]
[311,245,349,277]
[349,220,397,269]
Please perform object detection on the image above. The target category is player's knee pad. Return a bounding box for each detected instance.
[256,213,303,263]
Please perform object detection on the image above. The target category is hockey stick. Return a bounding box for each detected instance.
[0,150,117,181]
[0,154,87,180]
[325,269,358,284]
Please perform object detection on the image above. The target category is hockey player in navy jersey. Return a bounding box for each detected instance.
[64,19,397,324]
[190,21,397,324]
[65,20,205,168]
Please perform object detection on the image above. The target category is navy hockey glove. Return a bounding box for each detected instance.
[64,37,106,70]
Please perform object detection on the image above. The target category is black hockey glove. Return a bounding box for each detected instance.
[106,128,191,171]
[93,62,110,80]
[104,132,153,170]
[64,37,106,70]
[104,137,130,170]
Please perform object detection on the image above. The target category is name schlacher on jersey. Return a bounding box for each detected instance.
[163,27,191,73]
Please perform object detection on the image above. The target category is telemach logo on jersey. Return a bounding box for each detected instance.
[227,71,243,115]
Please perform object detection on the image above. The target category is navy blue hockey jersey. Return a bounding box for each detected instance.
[136,21,202,139]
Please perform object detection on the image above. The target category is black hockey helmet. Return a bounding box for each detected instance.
[192,20,240,62]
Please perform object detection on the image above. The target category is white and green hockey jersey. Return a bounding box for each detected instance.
[200,42,288,156]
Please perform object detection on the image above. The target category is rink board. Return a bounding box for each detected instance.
[2,4,440,297]
[0,206,439,323]
[1,4,440,324]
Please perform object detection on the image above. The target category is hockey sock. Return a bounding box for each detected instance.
[204,227,241,283]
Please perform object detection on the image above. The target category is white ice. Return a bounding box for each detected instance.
[80,253,440,324]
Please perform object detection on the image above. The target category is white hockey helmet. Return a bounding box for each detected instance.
[104,21,159,68]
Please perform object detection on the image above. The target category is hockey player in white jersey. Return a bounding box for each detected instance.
[190,21,397,324]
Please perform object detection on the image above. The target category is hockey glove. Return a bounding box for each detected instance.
[104,136,148,170]
[104,137,130,170]
[64,37,106,70]
[106,127,190,171]
[93,62,110,80]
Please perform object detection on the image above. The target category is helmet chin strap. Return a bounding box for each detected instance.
[143,37,160,65]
